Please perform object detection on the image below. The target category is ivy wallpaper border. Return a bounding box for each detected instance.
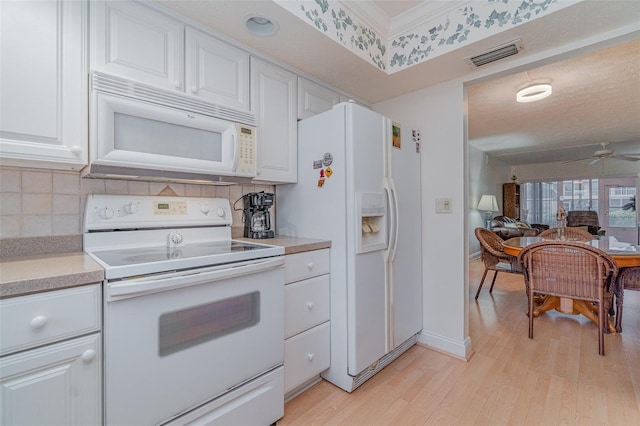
[275,0,580,74]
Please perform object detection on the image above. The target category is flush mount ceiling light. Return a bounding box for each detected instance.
[516,83,552,103]
[245,14,279,37]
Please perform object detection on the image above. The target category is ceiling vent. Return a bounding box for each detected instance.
[465,39,524,68]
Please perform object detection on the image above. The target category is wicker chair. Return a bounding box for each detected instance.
[474,228,523,300]
[518,240,618,356]
[537,227,594,240]
[614,267,640,332]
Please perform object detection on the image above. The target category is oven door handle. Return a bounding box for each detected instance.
[107,257,284,301]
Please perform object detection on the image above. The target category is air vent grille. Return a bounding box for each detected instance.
[91,71,257,126]
[466,39,523,68]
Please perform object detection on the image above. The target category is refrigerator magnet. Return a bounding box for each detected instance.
[313,160,323,169]
[392,122,401,149]
[317,178,325,188]
[323,152,333,166]
[319,169,325,178]
[325,167,333,178]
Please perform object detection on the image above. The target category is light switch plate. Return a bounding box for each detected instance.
[436,198,452,214]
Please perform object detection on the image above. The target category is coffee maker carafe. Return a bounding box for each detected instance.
[242,191,275,239]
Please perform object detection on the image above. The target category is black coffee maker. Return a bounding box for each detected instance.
[242,191,275,239]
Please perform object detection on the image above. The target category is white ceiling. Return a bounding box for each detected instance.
[155,0,640,166]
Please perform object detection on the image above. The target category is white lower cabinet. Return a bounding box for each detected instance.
[0,285,102,425]
[284,249,330,396]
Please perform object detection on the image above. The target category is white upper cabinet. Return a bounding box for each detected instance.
[91,0,184,91]
[298,78,341,119]
[0,0,87,170]
[91,1,251,111]
[251,58,298,183]
[186,28,250,110]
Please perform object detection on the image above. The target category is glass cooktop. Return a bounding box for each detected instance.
[92,240,267,267]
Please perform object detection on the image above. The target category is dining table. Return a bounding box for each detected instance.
[502,236,640,333]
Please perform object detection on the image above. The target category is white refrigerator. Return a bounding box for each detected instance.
[276,102,422,392]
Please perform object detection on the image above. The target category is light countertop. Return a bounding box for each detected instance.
[236,235,331,255]
[0,235,330,299]
[0,253,104,299]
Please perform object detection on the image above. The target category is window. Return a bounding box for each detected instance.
[608,186,636,228]
[522,179,600,226]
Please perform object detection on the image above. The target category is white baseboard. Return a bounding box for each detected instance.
[417,329,473,361]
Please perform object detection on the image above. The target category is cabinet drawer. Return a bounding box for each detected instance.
[0,285,101,356]
[284,321,330,393]
[285,249,330,283]
[285,275,330,338]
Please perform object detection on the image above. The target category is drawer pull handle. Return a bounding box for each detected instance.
[306,302,314,310]
[82,349,96,362]
[307,262,314,270]
[30,316,48,329]
[307,353,315,362]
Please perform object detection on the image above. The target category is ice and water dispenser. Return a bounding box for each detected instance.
[356,192,387,253]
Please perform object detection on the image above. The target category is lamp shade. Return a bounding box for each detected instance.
[477,194,499,212]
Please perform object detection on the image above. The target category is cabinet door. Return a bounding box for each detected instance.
[298,78,340,119]
[186,28,250,111]
[251,58,297,183]
[91,0,184,91]
[0,334,101,426]
[0,0,87,170]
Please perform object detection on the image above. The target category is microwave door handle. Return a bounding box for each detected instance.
[232,132,238,173]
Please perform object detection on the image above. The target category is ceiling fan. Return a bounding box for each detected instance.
[563,143,640,165]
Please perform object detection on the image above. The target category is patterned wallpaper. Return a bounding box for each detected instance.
[275,0,580,73]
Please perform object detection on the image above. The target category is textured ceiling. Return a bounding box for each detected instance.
[468,38,640,165]
[154,0,640,166]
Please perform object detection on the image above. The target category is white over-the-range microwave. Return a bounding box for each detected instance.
[82,71,257,184]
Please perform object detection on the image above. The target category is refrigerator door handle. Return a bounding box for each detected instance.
[384,177,399,262]
[384,178,395,262]
[389,177,400,262]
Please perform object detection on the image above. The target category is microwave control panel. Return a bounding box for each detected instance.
[236,125,256,176]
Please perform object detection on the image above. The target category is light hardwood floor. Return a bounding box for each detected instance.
[278,258,640,425]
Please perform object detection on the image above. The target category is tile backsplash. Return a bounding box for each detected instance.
[0,166,275,240]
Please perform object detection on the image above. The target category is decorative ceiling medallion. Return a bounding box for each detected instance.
[274,0,580,74]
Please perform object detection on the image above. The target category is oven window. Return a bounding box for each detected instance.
[158,292,260,357]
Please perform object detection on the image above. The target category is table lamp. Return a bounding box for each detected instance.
[477,194,499,229]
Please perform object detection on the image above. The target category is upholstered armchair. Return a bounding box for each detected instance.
[567,210,606,237]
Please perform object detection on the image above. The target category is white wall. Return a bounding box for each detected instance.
[375,80,472,359]
[515,158,640,182]
[469,146,510,255]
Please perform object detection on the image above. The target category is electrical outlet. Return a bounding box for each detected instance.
[436,198,452,214]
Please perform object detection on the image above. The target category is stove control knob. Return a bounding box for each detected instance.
[99,207,114,219]
[200,204,211,215]
[216,208,225,218]
[124,202,138,215]
[170,231,183,245]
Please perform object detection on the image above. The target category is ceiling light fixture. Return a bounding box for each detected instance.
[244,14,279,37]
[516,83,552,103]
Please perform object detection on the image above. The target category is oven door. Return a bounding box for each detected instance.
[103,257,284,425]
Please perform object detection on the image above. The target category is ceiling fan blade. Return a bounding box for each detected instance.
[588,157,602,166]
[611,154,640,162]
[561,158,590,164]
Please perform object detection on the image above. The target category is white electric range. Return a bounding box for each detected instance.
[84,194,285,425]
